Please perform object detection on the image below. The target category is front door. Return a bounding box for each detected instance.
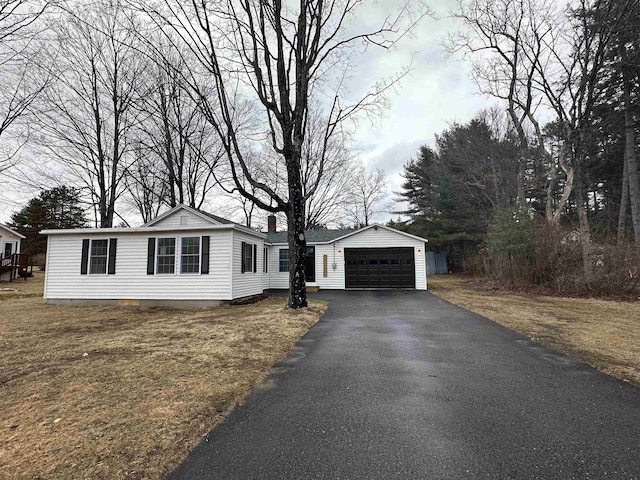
[305,246,315,282]
[3,242,13,259]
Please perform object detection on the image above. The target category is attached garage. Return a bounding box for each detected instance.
[345,247,415,289]
[265,223,428,291]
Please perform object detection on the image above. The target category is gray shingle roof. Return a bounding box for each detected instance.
[265,228,356,244]
[195,209,236,225]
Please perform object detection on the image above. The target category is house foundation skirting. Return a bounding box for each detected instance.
[45,298,227,308]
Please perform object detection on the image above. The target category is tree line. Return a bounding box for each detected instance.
[393,0,640,292]
[2,0,427,307]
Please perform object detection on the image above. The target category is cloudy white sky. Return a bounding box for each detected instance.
[348,0,493,221]
[0,0,494,226]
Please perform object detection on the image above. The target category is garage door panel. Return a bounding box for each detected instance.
[345,247,415,289]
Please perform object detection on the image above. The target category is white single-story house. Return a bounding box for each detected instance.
[41,204,428,306]
[0,224,25,282]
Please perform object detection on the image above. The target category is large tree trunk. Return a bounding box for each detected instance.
[286,152,308,309]
[621,49,640,243]
[286,200,308,309]
[618,147,629,242]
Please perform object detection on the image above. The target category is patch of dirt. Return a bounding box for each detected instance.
[0,278,327,480]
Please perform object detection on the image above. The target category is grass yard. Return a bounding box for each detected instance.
[428,274,640,387]
[0,272,326,479]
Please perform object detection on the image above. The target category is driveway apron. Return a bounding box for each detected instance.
[168,290,640,480]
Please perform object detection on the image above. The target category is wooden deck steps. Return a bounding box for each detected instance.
[0,254,32,281]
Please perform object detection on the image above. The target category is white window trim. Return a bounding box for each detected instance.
[155,237,177,276]
[88,238,110,276]
[278,248,289,273]
[179,236,202,275]
[2,242,12,259]
[242,241,254,274]
[155,236,203,276]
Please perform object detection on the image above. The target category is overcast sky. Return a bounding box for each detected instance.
[0,0,495,226]
[349,0,493,222]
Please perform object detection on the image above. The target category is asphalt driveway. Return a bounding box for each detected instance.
[168,290,640,479]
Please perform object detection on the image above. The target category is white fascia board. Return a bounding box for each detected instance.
[143,204,223,227]
[266,224,429,246]
[40,224,266,239]
[330,224,429,244]
[0,223,26,239]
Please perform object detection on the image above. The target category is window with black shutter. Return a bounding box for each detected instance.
[81,239,117,275]
[253,244,257,273]
[107,238,117,274]
[201,236,210,274]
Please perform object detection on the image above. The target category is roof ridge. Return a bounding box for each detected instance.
[193,208,236,225]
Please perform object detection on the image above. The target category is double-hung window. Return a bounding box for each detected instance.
[148,236,208,275]
[156,238,176,274]
[241,242,255,273]
[89,239,109,274]
[279,248,289,273]
[81,238,116,275]
[180,237,200,274]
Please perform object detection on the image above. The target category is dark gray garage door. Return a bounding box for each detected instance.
[345,247,415,289]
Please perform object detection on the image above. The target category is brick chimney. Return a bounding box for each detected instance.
[267,215,277,233]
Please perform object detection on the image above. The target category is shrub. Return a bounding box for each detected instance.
[485,205,535,284]
[469,217,640,295]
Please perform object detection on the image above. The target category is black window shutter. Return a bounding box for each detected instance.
[201,236,210,274]
[241,241,246,273]
[253,244,257,273]
[108,238,117,274]
[80,239,89,275]
[147,238,155,275]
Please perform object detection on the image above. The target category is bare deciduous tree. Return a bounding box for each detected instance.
[133,41,224,212]
[0,0,48,174]
[454,0,632,284]
[343,164,390,227]
[124,143,167,224]
[140,0,428,307]
[450,0,573,222]
[35,0,143,227]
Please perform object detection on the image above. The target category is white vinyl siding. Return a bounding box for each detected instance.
[149,209,218,229]
[265,226,427,290]
[262,247,270,290]
[232,231,263,299]
[45,230,239,301]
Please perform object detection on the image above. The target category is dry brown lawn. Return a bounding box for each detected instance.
[0,272,326,479]
[428,274,640,387]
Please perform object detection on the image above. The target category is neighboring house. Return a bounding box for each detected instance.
[0,224,25,282]
[41,204,429,306]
